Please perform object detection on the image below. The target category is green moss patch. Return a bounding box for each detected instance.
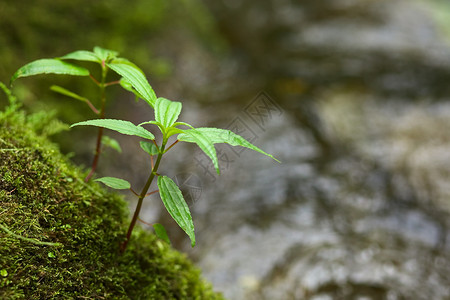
[0,108,223,299]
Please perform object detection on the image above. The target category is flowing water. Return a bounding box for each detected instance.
[128,0,450,298]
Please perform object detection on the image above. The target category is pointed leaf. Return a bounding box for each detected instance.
[94,46,119,61]
[107,60,156,107]
[50,85,89,102]
[173,122,194,129]
[71,119,155,140]
[178,129,219,174]
[140,141,159,155]
[179,127,280,162]
[152,223,171,245]
[11,59,89,83]
[158,176,195,247]
[60,50,101,63]
[155,97,182,129]
[95,176,130,190]
[139,120,161,127]
[102,136,122,153]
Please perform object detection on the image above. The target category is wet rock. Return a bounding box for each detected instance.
[161,0,450,298]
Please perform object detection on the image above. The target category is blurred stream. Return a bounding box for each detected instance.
[137,0,450,299]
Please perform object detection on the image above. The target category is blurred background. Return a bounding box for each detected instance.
[1,0,450,299]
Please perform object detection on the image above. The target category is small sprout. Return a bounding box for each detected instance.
[72,87,279,253]
[10,47,279,254]
[48,252,56,258]
[0,269,8,277]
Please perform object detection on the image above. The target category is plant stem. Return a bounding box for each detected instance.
[0,223,62,247]
[104,80,121,87]
[85,99,100,115]
[89,74,100,86]
[85,65,108,182]
[120,143,166,253]
[165,139,179,152]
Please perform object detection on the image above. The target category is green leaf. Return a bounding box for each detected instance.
[94,46,119,61]
[120,78,144,101]
[179,127,280,162]
[173,122,194,129]
[144,120,184,141]
[0,81,19,108]
[178,129,219,174]
[0,269,7,277]
[71,119,155,140]
[95,176,131,190]
[157,176,195,247]
[50,85,89,102]
[155,97,182,129]
[11,59,90,83]
[140,141,159,155]
[139,120,161,127]
[152,223,171,245]
[165,127,184,140]
[102,136,122,153]
[60,50,101,63]
[107,59,156,107]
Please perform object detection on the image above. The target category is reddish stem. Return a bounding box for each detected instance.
[120,143,166,253]
[138,218,153,227]
[129,188,139,197]
[85,100,100,115]
[84,65,107,182]
[104,80,121,87]
[165,140,179,152]
[89,74,100,86]
[84,127,103,182]
[145,189,159,197]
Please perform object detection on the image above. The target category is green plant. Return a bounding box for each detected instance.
[71,102,279,252]
[10,46,151,181]
[10,47,279,253]
[0,82,21,117]
[0,107,224,299]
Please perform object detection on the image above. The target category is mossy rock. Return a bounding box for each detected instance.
[0,107,223,299]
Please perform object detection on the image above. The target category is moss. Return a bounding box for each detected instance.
[0,107,223,299]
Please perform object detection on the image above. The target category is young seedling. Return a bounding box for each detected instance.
[10,47,279,252]
[9,46,154,181]
[71,97,279,253]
